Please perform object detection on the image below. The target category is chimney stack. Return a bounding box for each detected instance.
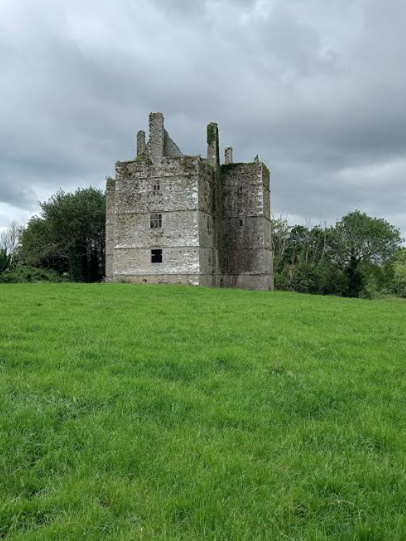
[225,147,233,165]
[137,130,146,157]
[207,122,220,169]
[149,112,165,161]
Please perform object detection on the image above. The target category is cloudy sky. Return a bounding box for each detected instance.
[1,0,405,236]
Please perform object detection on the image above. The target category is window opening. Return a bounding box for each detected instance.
[151,249,162,263]
[150,213,162,229]
[153,180,160,194]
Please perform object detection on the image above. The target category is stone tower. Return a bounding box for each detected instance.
[106,112,273,290]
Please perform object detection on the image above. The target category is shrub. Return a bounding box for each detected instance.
[0,266,70,284]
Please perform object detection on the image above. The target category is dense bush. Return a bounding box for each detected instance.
[0,266,70,284]
[272,211,404,298]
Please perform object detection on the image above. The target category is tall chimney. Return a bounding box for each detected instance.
[207,122,220,169]
[225,147,233,165]
[149,112,164,161]
[137,130,146,158]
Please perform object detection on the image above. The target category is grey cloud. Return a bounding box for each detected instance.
[0,0,405,237]
[0,180,37,210]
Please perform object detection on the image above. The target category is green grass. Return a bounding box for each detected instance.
[1,284,406,540]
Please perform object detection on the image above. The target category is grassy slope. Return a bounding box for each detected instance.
[0,284,406,541]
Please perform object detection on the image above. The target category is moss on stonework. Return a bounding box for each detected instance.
[207,123,217,146]
[220,162,245,173]
[106,177,115,189]
[202,158,215,168]
[221,162,265,174]
[135,154,152,165]
[262,163,270,176]
[181,156,196,171]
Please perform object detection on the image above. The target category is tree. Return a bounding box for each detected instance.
[20,188,105,282]
[333,211,403,297]
[0,249,10,274]
[271,215,291,288]
[0,221,22,273]
[19,217,66,273]
[271,214,291,261]
[271,216,346,295]
[271,211,403,298]
[0,221,21,258]
[393,248,406,298]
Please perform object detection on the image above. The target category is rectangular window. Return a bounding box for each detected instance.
[151,249,162,263]
[240,219,243,227]
[238,186,243,195]
[153,180,160,194]
[150,213,162,229]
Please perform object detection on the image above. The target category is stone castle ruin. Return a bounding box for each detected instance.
[106,112,273,290]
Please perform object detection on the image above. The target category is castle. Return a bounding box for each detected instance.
[106,113,273,290]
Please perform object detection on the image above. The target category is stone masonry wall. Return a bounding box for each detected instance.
[198,159,220,286]
[105,177,116,280]
[110,154,217,285]
[105,112,274,290]
[221,162,273,290]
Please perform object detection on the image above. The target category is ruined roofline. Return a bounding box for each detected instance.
[135,112,184,161]
[205,120,262,168]
[133,112,262,168]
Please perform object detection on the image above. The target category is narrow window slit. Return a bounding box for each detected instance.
[153,180,160,194]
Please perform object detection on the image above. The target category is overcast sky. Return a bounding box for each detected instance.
[0,0,405,236]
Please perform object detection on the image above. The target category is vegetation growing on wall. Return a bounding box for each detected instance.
[135,154,152,165]
[220,162,245,174]
[206,123,217,146]
[220,162,268,175]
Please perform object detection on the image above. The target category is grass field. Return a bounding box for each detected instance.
[1,284,406,540]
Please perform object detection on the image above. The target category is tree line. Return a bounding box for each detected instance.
[272,212,405,298]
[1,186,405,298]
[1,188,105,283]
